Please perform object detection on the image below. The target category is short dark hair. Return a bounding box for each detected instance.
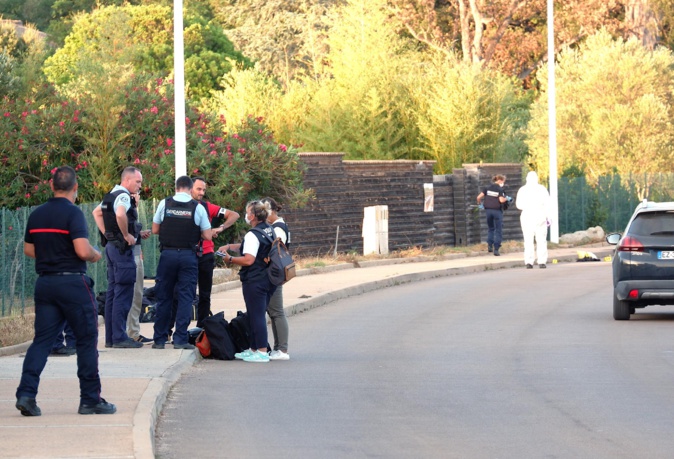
[191,176,206,185]
[52,166,77,192]
[121,166,140,180]
[175,175,193,190]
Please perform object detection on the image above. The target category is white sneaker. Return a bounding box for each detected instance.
[269,350,290,361]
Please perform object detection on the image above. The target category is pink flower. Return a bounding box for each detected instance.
[193,169,199,174]
[25,193,30,198]
[72,116,79,122]
[164,149,172,155]
[42,159,47,166]
[3,112,9,117]
[134,158,141,164]
[51,167,58,174]
[279,144,288,152]
[21,111,28,118]
[59,121,65,127]
[167,138,173,147]
[150,106,159,114]
[210,150,217,156]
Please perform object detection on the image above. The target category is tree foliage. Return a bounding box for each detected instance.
[211,0,332,87]
[0,76,311,210]
[526,29,674,199]
[409,53,531,174]
[43,3,249,99]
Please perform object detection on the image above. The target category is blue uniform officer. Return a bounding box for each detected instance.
[151,176,212,349]
[16,166,116,416]
[92,166,143,349]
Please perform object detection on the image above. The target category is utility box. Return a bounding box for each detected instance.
[362,205,389,255]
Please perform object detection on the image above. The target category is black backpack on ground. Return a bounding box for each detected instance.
[201,312,235,360]
[228,311,250,353]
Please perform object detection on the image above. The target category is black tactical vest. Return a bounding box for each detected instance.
[158,198,201,250]
[483,183,504,210]
[101,189,139,242]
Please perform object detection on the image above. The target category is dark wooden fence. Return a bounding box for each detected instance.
[283,153,523,256]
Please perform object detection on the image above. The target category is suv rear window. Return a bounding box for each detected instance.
[628,211,674,236]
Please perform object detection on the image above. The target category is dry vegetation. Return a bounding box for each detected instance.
[0,310,34,348]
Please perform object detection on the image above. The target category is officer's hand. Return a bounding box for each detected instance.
[91,249,102,263]
[140,230,151,239]
[124,234,136,246]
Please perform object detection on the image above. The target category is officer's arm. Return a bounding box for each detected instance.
[24,242,35,259]
[92,205,105,235]
[115,206,130,238]
[201,228,213,241]
[73,238,102,262]
[229,253,255,267]
[152,222,160,235]
[476,192,484,204]
[222,209,239,229]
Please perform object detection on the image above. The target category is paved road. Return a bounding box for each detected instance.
[155,262,674,458]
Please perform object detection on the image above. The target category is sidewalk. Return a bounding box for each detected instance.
[0,244,613,458]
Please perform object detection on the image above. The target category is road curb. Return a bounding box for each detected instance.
[133,349,199,459]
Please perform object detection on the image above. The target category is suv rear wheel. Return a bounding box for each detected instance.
[613,293,631,320]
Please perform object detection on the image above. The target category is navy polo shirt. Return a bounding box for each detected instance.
[24,197,89,274]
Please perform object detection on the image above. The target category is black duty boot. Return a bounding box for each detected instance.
[78,398,117,415]
[16,396,41,416]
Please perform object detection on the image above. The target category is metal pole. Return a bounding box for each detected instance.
[173,0,187,178]
[547,0,559,243]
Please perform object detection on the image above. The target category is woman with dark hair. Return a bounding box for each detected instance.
[217,200,276,363]
[261,197,291,360]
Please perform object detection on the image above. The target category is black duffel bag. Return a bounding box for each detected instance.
[200,312,235,360]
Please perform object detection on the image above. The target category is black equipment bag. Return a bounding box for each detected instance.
[201,312,235,360]
[228,311,250,353]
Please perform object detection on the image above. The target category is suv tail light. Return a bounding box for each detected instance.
[618,236,644,252]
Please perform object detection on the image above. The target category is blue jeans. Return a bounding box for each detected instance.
[486,208,503,249]
[17,274,101,405]
[152,249,198,346]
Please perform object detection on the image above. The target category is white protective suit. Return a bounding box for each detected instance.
[516,171,551,266]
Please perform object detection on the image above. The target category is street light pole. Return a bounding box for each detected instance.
[173,0,187,178]
[547,0,559,243]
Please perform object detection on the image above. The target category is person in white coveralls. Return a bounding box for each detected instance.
[516,171,551,269]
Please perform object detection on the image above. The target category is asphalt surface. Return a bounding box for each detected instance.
[157,262,674,458]
[0,244,613,458]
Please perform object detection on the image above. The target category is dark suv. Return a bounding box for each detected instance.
[606,201,674,320]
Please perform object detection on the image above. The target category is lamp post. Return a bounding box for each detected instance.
[174,0,187,178]
[547,0,559,243]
